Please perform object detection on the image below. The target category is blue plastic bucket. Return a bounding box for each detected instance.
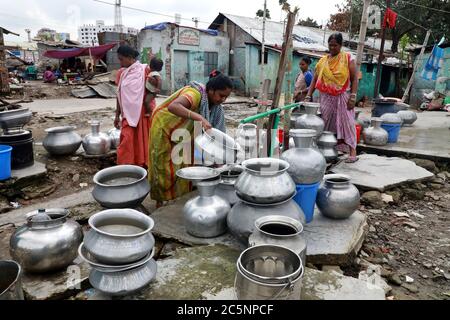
[381,123,401,143]
[293,182,321,224]
[0,145,13,181]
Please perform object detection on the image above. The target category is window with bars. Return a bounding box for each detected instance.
[204,52,219,77]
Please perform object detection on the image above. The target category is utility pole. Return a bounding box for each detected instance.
[355,0,372,75]
[114,0,124,33]
[373,0,391,98]
[402,30,431,103]
[259,0,267,100]
[256,0,268,152]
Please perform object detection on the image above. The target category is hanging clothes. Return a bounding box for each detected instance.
[383,8,398,29]
[421,45,445,81]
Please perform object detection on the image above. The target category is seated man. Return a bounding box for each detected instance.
[43,66,57,83]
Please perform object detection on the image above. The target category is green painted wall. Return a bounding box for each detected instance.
[243,44,386,101]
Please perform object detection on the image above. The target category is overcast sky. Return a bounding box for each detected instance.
[1,0,344,42]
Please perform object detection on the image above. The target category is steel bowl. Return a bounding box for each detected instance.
[84,209,155,265]
[176,166,220,182]
[0,108,32,130]
[92,165,150,209]
[195,128,241,165]
[89,258,157,297]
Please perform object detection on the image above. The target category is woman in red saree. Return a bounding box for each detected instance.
[114,45,154,168]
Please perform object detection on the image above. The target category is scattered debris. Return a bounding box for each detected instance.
[382,193,394,204]
[361,191,383,208]
[393,212,410,218]
[322,265,344,275]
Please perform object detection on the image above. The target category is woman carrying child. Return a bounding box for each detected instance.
[114,45,164,168]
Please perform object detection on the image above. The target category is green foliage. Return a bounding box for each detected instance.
[298,17,320,28]
[256,9,271,19]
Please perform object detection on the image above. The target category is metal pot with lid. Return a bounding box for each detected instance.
[10,209,83,273]
[0,129,34,169]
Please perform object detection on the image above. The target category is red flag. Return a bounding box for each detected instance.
[383,8,398,29]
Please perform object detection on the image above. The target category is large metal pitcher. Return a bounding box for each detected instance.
[0,260,24,300]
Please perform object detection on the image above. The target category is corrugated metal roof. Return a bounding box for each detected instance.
[0,27,19,36]
[212,13,420,53]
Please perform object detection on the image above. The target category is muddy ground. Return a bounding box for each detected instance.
[349,172,450,300]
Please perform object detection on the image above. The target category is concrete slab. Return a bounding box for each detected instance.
[152,192,368,266]
[22,257,90,300]
[151,191,242,250]
[331,154,434,192]
[0,188,94,227]
[359,112,450,161]
[304,211,368,266]
[11,161,47,182]
[128,245,385,300]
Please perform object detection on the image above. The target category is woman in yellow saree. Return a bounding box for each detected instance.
[306,33,359,163]
[148,71,233,207]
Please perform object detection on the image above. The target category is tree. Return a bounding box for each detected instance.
[256,9,271,19]
[328,0,450,53]
[298,17,320,28]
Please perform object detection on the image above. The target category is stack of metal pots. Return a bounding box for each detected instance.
[0,106,35,169]
[79,209,157,297]
[227,158,305,244]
